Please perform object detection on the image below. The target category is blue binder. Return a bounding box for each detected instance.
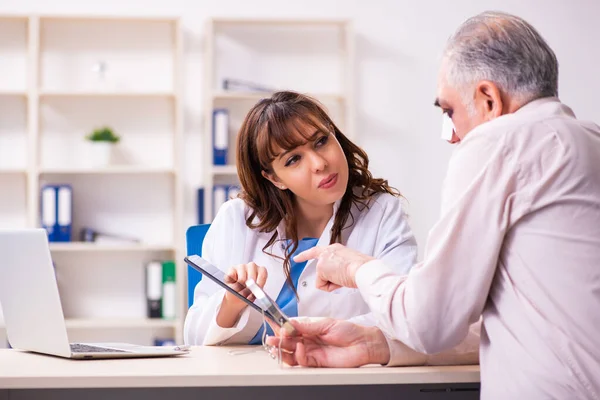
[41,184,72,242]
[212,109,229,165]
[212,184,228,217]
[212,184,241,217]
[197,187,205,225]
[227,184,241,200]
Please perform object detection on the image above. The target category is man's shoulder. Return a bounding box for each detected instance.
[469,98,582,144]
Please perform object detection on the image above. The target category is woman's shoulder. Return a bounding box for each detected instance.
[212,198,272,235]
[352,190,405,217]
[212,197,248,225]
[371,191,403,208]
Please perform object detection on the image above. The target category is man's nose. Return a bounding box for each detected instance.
[449,130,460,144]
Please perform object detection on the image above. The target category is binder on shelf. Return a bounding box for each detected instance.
[79,227,140,244]
[154,338,176,347]
[212,109,229,166]
[41,186,56,239]
[212,184,242,216]
[41,184,72,242]
[227,185,241,200]
[222,78,274,93]
[145,261,162,319]
[212,185,227,216]
[197,187,205,225]
[161,261,176,320]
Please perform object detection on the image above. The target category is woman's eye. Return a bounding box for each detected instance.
[444,109,454,119]
[285,155,300,167]
[315,135,329,147]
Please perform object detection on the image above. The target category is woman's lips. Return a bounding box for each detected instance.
[319,173,338,189]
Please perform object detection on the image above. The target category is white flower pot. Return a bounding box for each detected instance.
[86,142,113,168]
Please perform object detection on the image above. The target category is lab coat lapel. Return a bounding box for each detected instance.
[303,198,342,274]
[259,222,289,299]
[265,198,342,296]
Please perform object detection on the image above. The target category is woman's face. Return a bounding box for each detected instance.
[263,121,349,208]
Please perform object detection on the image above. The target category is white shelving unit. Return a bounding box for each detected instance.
[0,318,177,330]
[0,15,29,348]
[0,14,185,348]
[64,318,178,330]
[39,166,177,175]
[202,18,355,221]
[49,243,177,253]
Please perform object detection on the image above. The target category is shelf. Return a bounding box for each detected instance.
[213,91,345,103]
[0,319,177,331]
[49,242,177,253]
[212,18,348,27]
[211,165,238,175]
[0,90,27,97]
[39,90,176,99]
[0,15,28,21]
[39,15,179,23]
[39,166,176,175]
[0,168,27,174]
[64,318,178,330]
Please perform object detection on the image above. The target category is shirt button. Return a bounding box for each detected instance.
[301,281,307,287]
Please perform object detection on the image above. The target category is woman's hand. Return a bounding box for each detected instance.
[216,262,268,328]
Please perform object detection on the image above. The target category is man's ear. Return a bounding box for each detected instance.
[474,80,504,120]
[261,170,287,190]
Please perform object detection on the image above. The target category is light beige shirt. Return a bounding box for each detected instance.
[356,98,600,399]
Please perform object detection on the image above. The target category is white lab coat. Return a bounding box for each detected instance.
[184,192,417,345]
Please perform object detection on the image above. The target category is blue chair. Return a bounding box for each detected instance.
[186,224,211,308]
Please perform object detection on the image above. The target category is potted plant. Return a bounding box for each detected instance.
[84,126,120,167]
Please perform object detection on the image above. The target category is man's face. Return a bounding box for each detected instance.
[435,69,488,143]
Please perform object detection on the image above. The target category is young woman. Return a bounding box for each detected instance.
[184,91,417,346]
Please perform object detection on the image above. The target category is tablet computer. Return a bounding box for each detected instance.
[184,255,281,325]
[245,278,297,336]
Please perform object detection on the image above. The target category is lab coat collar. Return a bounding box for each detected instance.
[268,197,340,280]
[274,196,342,248]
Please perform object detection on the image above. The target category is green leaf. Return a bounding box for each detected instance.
[85,126,120,143]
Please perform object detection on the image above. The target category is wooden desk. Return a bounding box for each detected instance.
[0,347,480,400]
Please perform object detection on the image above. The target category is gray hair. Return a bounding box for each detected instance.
[443,11,559,111]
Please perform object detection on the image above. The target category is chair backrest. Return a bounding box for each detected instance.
[186,224,211,308]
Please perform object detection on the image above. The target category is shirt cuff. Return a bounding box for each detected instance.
[383,333,428,367]
[356,259,427,367]
[355,259,396,294]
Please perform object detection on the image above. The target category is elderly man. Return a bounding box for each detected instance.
[268,11,600,399]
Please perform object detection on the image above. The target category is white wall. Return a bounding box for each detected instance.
[3,0,599,259]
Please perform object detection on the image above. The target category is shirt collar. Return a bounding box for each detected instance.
[514,96,561,114]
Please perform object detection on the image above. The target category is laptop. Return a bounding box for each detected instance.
[0,229,190,359]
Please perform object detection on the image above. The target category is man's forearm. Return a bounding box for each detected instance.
[384,322,481,367]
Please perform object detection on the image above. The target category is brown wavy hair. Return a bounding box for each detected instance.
[236,91,399,297]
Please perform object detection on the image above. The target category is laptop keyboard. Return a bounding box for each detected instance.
[70,343,128,353]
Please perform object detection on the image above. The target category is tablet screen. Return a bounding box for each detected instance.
[184,255,276,322]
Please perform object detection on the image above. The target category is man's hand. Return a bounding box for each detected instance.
[294,244,375,291]
[265,318,390,367]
